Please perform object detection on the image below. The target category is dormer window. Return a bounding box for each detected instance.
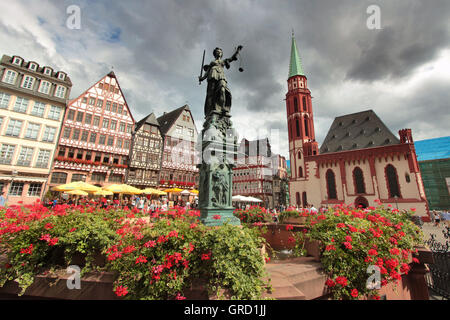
[12,57,22,65]
[22,75,35,90]
[29,63,38,71]
[44,67,52,76]
[57,72,66,81]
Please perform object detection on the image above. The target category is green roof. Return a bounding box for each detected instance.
[289,35,305,78]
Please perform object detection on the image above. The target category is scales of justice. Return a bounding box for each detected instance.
[197,45,244,226]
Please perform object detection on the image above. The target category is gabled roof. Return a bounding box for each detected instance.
[156,104,190,135]
[414,136,450,161]
[288,34,305,78]
[68,71,135,123]
[135,112,160,132]
[319,110,400,154]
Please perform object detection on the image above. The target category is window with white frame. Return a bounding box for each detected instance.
[12,57,22,65]
[31,102,46,117]
[3,70,17,84]
[9,182,24,196]
[5,119,23,137]
[22,75,35,90]
[42,126,56,142]
[0,92,11,109]
[58,72,65,80]
[13,97,29,113]
[176,125,183,135]
[47,105,62,120]
[25,123,40,140]
[28,183,42,197]
[36,149,51,168]
[17,146,34,166]
[38,80,51,94]
[0,144,15,164]
[44,68,52,76]
[54,85,66,98]
[29,63,37,71]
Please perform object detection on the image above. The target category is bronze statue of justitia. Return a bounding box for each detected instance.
[198,45,243,117]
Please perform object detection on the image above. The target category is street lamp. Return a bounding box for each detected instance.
[394,195,399,210]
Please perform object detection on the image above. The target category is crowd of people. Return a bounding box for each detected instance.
[432,210,450,227]
[45,195,199,213]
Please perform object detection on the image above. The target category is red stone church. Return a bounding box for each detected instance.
[285,35,429,220]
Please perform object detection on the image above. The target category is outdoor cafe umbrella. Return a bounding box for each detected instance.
[52,181,101,193]
[163,188,183,193]
[103,184,143,195]
[93,190,114,196]
[142,188,166,195]
[66,189,89,196]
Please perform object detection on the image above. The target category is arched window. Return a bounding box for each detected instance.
[304,117,309,137]
[298,166,303,178]
[296,192,301,206]
[298,151,302,159]
[302,96,307,111]
[294,97,298,113]
[326,169,337,199]
[386,164,401,198]
[302,192,307,206]
[296,118,301,137]
[353,167,366,194]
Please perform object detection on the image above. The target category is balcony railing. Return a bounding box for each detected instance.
[35,162,49,169]
[16,160,31,167]
[0,158,12,165]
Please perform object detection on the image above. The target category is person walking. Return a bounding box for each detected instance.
[433,210,441,227]
[0,192,6,207]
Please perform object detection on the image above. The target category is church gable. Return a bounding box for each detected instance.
[319,110,400,154]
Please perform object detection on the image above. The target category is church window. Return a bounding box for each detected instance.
[386,164,401,198]
[326,169,337,200]
[294,97,298,113]
[304,117,309,137]
[295,118,300,137]
[353,167,366,194]
[302,96,307,111]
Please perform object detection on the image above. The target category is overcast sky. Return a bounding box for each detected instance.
[1,0,449,157]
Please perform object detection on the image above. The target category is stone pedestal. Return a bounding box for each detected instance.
[198,112,240,226]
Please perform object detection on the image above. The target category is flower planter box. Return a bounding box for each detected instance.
[280,217,306,225]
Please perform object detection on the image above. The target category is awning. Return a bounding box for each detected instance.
[0,175,48,183]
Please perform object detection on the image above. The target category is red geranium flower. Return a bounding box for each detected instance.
[135,255,148,264]
[45,223,54,230]
[201,253,211,260]
[351,288,358,298]
[213,214,221,220]
[325,279,335,287]
[285,224,294,231]
[115,285,128,297]
[335,276,348,287]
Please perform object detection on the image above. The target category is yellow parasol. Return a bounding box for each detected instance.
[163,188,183,193]
[103,184,143,195]
[93,190,114,196]
[142,188,167,195]
[65,189,89,196]
[190,189,199,195]
[52,181,101,193]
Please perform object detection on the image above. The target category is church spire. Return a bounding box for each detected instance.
[289,32,305,78]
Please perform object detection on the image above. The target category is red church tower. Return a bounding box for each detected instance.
[286,33,319,182]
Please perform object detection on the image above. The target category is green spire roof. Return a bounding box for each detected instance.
[289,33,305,78]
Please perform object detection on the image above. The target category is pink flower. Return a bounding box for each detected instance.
[213,215,221,220]
[144,240,156,248]
[175,293,186,300]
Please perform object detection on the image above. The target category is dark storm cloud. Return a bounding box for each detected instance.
[4,0,448,157]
